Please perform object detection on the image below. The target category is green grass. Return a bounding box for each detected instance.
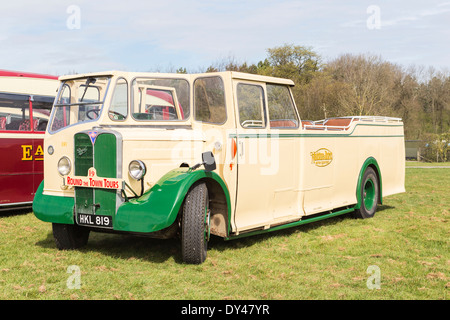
[0,168,448,300]
[406,161,450,167]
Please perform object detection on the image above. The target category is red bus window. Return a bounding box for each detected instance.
[32,96,54,132]
[0,93,31,131]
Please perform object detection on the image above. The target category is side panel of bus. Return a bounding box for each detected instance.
[0,88,54,209]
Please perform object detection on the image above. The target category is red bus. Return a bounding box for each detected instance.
[0,70,59,211]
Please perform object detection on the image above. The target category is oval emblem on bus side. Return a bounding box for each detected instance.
[310,148,333,167]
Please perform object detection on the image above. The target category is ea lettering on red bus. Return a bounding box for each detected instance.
[21,144,44,161]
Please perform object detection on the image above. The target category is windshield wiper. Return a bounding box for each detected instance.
[80,77,97,102]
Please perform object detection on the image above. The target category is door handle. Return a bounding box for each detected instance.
[239,141,244,157]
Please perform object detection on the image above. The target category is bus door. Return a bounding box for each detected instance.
[233,82,301,233]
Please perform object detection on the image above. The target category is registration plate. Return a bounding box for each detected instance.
[77,213,113,228]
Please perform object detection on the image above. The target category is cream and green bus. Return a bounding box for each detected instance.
[33,71,405,264]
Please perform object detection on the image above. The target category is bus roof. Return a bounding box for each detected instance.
[0,69,58,80]
[0,70,59,96]
[59,70,295,86]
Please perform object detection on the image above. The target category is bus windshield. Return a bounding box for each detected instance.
[49,76,111,132]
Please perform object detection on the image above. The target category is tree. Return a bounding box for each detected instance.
[325,53,403,117]
[391,66,422,139]
[419,68,450,135]
[300,70,353,120]
[204,55,258,74]
[263,44,321,85]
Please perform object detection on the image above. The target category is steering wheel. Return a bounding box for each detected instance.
[86,108,101,120]
[108,110,127,120]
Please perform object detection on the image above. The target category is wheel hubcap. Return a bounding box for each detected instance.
[363,179,375,210]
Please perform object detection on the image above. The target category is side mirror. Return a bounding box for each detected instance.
[202,151,216,172]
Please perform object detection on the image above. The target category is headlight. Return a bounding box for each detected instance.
[128,160,146,180]
[57,156,71,176]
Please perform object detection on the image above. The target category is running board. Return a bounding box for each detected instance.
[225,207,355,241]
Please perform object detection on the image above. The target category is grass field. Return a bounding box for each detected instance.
[406,161,450,167]
[0,167,448,300]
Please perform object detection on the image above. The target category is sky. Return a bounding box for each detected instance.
[0,0,449,76]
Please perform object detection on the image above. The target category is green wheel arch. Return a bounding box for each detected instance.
[114,168,231,234]
[354,157,383,210]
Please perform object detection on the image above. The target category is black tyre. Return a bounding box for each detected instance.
[181,182,210,264]
[52,223,90,250]
[354,167,379,219]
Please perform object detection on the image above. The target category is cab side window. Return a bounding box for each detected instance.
[194,76,226,124]
[50,84,70,132]
[109,78,128,120]
[267,84,299,128]
[236,83,265,128]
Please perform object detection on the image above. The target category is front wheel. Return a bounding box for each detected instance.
[354,167,379,219]
[52,223,90,250]
[181,182,210,264]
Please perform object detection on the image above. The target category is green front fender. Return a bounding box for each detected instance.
[33,180,75,224]
[114,168,231,233]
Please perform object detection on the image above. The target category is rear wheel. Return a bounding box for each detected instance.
[181,182,210,264]
[52,223,90,250]
[354,167,379,219]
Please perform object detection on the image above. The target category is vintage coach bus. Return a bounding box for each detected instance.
[33,71,405,264]
[0,70,59,211]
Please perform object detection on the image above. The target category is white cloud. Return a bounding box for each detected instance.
[341,2,450,28]
[381,3,450,27]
